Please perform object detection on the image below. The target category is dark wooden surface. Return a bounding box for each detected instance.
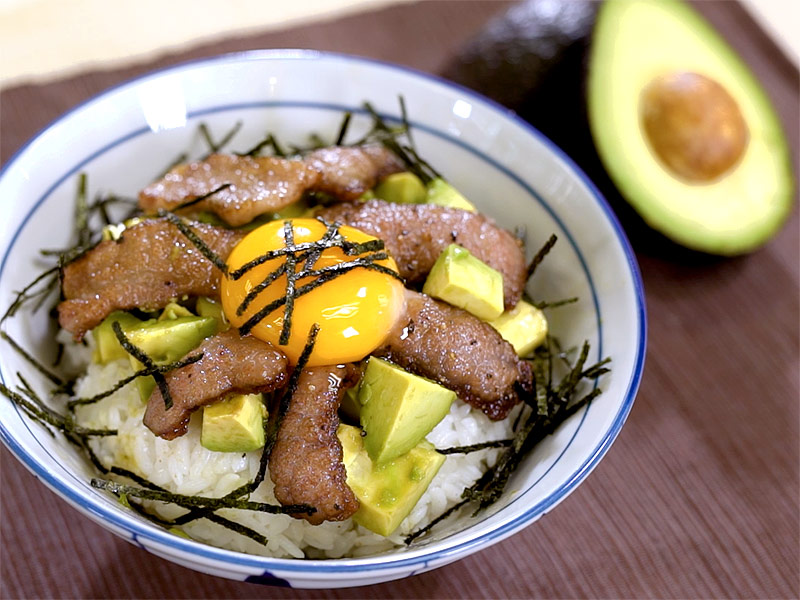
[1,1,797,598]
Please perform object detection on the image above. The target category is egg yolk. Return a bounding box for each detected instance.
[221,218,405,366]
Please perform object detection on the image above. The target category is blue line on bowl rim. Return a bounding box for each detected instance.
[0,50,646,575]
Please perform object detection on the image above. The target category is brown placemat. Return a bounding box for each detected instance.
[1,1,798,598]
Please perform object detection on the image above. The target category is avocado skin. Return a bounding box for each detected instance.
[441,0,597,109]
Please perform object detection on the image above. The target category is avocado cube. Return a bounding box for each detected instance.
[374,172,427,205]
[337,425,445,537]
[422,244,504,320]
[196,296,230,333]
[91,311,143,364]
[358,189,376,202]
[158,302,194,321]
[201,393,266,453]
[124,315,217,401]
[426,178,477,212]
[488,300,548,357]
[359,357,455,464]
[125,316,217,364]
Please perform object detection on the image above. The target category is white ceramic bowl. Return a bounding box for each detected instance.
[0,50,646,588]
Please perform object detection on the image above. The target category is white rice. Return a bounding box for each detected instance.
[74,357,514,558]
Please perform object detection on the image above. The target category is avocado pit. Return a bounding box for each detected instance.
[640,71,748,183]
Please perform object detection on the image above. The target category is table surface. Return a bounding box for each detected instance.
[1,1,797,598]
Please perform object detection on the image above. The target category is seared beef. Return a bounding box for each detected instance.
[375,290,532,420]
[269,364,360,524]
[317,200,527,308]
[58,218,244,339]
[143,330,288,440]
[139,154,320,227]
[304,145,404,201]
[138,146,403,226]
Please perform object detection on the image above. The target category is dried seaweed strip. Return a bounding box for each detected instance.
[67,352,203,410]
[157,211,229,274]
[90,479,315,516]
[111,322,173,410]
[278,221,297,346]
[526,234,558,281]
[173,183,232,212]
[436,439,513,455]
[0,265,59,325]
[0,331,63,386]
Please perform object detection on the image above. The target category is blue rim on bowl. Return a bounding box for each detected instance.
[0,50,646,581]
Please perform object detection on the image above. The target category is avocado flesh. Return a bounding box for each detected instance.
[124,315,217,401]
[426,178,477,212]
[337,424,446,537]
[588,0,794,255]
[488,299,548,357]
[374,172,427,205]
[201,393,266,453]
[359,357,455,464]
[422,244,504,320]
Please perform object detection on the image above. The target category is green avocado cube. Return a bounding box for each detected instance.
[374,172,427,205]
[337,424,445,537]
[426,178,477,212]
[359,357,455,464]
[422,244,504,320]
[196,296,230,333]
[158,302,194,321]
[488,300,548,357]
[125,315,217,401]
[201,393,266,453]
[91,311,143,364]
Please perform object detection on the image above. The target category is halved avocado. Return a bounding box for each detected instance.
[588,0,794,255]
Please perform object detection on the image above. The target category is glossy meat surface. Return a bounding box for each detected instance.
[269,364,360,524]
[375,290,532,420]
[317,200,527,308]
[304,145,404,200]
[58,218,244,339]
[139,154,321,227]
[143,330,289,440]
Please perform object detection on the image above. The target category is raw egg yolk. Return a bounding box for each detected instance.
[220,219,405,366]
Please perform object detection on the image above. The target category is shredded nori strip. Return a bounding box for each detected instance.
[526,234,558,280]
[335,111,353,146]
[90,479,315,516]
[199,120,243,157]
[0,265,59,325]
[0,331,63,386]
[157,210,229,275]
[66,352,203,410]
[278,221,297,346]
[0,383,116,438]
[533,297,579,310]
[111,322,174,410]
[173,183,232,212]
[436,439,513,455]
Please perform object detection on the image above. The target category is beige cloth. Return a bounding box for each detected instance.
[0,0,409,88]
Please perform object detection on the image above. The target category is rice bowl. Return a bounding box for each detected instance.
[0,51,646,588]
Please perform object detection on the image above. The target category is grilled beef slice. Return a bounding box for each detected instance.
[317,200,527,309]
[58,218,244,339]
[375,290,533,420]
[304,145,404,201]
[139,146,403,226]
[139,154,321,227]
[269,364,360,524]
[143,330,288,440]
